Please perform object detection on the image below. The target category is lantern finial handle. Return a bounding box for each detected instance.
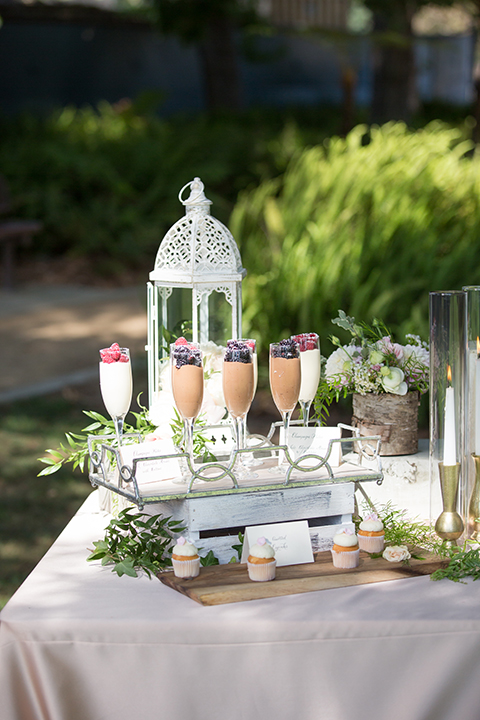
[179,178,212,210]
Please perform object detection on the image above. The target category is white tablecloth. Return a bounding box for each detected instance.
[2,492,480,720]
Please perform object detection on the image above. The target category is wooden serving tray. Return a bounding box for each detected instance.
[159,548,448,606]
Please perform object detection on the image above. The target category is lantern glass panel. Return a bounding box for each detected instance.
[197,290,233,346]
[158,286,193,347]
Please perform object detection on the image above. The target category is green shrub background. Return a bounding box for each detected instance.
[2,104,480,350]
[232,121,480,350]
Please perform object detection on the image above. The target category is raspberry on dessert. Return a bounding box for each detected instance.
[101,353,115,364]
[119,353,129,362]
[174,337,189,346]
[109,342,121,361]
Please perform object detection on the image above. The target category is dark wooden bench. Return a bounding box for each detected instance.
[0,176,42,290]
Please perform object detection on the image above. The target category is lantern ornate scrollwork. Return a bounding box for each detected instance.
[146,178,246,406]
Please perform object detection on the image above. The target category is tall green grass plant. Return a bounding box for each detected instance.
[231,121,480,350]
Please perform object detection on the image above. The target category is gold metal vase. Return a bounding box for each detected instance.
[435,462,464,547]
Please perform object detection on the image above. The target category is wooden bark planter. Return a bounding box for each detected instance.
[352,391,420,456]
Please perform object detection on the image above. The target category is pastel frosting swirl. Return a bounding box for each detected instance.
[249,537,275,559]
[333,528,358,548]
[172,537,198,557]
[359,513,384,533]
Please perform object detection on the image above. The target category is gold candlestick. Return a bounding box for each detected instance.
[468,455,480,540]
[435,462,464,547]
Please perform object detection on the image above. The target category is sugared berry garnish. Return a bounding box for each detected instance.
[291,333,318,352]
[100,343,129,363]
[224,340,252,363]
[172,341,202,368]
[272,338,300,359]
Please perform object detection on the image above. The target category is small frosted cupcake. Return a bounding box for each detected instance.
[247,537,276,582]
[171,537,200,579]
[358,513,385,554]
[331,528,360,569]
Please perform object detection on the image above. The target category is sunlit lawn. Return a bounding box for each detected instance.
[0,394,93,608]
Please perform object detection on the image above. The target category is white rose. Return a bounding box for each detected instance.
[326,347,353,385]
[383,545,411,563]
[381,367,408,396]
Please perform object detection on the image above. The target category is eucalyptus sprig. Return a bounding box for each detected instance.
[87,508,186,578]
[38,394,156,477]
[431,543,480,583]
[38,394,216,477]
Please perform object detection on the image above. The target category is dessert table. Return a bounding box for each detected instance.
[1,492,480,720]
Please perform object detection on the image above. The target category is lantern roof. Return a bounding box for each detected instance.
[150,177,246,285]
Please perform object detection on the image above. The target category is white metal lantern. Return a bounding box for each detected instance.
[147,177,246,406]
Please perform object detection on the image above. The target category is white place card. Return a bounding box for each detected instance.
[280,426,342,468]
[120,439,182,485]
[241,520,314,567]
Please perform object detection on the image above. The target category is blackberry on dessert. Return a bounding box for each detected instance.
[224,340,252,364]
[271,338,299,359]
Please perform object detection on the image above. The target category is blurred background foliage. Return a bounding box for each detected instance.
[2,100,479,351]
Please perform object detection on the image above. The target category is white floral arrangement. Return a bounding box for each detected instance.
[147,341,227,441]
[324,311,429,397]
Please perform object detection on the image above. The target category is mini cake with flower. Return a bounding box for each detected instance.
[358,513,385,553]
[331,528,360,569]
[247,537,276,582]
[171,537,200,579]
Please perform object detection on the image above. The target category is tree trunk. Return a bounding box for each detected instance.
[198,14,242,112]
[370,4,418,124]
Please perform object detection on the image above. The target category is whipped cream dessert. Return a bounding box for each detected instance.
[292,333,321,403]
[99,343,133,418]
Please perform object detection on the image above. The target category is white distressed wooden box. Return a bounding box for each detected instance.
[142,480,356,563]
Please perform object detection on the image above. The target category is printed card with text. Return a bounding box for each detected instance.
[280,426,342,467]
[120,439,182,485]
[241,520,314,567]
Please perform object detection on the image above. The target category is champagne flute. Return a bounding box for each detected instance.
[171,339,204,475]
[291,333,321,426]
[269,339,301,469]
[99,343,133,450]
[223,340,255,478]
[228,338,258,461]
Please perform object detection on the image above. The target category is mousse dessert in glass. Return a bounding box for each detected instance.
[291,332,321,425]
[223,340,255,475]
[228,338,258,462]
[171,338,204,475]
[99,343,133,449]
[269,338,301,468]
